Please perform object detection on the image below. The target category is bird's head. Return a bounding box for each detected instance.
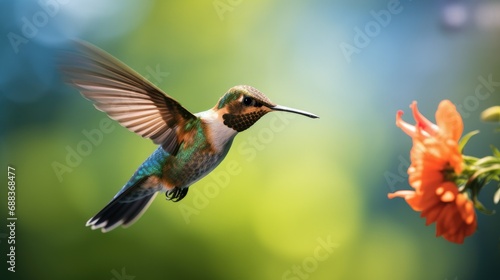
[214,85,318,132]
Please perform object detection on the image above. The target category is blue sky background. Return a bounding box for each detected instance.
[1,0,500,279]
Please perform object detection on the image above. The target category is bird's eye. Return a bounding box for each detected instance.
[242,96,253,106]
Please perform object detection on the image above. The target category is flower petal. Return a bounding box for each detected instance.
[410,101,439,136]
[396,110,417,137]
[436,100,464,142]
[388,190,415,199]
[391,100,475,244]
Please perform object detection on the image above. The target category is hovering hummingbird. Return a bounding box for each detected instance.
[60,41,318,232]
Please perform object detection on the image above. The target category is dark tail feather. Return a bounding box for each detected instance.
[86,182,158,232]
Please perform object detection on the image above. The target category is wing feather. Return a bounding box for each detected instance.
[59,40,196,154]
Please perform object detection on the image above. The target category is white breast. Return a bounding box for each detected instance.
[195,109,237,152]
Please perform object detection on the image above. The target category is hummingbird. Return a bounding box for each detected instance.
[59,41,318,232]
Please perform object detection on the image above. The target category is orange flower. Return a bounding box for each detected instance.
[388,100,477,244]
[395,101,463,190]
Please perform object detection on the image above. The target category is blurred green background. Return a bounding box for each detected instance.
[1,0,500,279]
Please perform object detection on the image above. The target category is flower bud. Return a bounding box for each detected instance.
[481,106,500,122]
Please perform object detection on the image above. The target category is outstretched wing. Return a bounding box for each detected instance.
[59,40,196,153]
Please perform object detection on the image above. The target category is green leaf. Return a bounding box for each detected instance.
[470,164,500,181]
[473,197,495,215]
[468,176,495,214]
[494,186,500,204]
[487,174,500,182]
[458,130,479,153]
[481,106,500,122]
[491,145,500,158]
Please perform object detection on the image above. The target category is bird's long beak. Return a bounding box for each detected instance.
[271,104,319,119]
